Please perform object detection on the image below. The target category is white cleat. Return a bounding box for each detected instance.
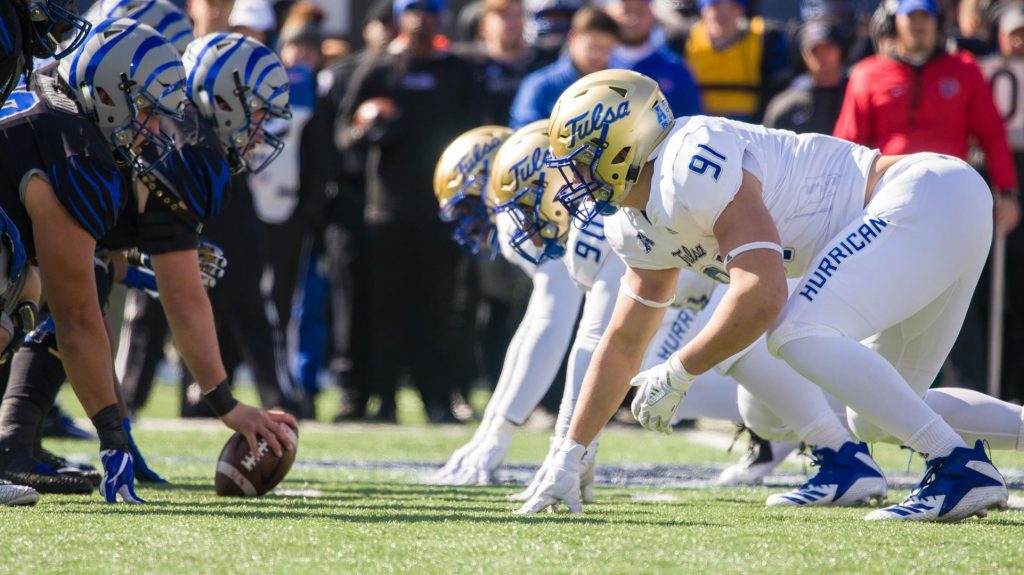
[0,480,39,506]
[865,441,1008,522]
[717,430,798,486]
[766,441,887,507]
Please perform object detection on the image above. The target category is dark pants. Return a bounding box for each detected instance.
[115,290,168,415]
[364,220,467,417]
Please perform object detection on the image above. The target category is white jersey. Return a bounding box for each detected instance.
[615,116,879,282]
[564,214,612,291]
[496,211,538,276]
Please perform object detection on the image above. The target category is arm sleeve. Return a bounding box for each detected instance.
[832,63,873,146]
[966,61,1019,191]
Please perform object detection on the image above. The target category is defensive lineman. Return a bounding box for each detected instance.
[519,69,1010,522]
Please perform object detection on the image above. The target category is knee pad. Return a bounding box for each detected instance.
[847,407,894,444]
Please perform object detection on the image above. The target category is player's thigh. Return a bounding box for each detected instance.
[769,154,992,352]
[862,259,985,396]
[576,254,625,342]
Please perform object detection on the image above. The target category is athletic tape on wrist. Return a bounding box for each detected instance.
[203,380,239,417]
[724,241,783,266]
[619,277,675,308]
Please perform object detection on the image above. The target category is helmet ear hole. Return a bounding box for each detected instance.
[610,146,630,164]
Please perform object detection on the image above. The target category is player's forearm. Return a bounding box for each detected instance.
[159,283,227,390]
[679,276,785,374]
[567,335,646,446]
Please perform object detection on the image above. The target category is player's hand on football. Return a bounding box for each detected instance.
[630,357,694,434]
[514,440,586,515]
[220,403,297,459]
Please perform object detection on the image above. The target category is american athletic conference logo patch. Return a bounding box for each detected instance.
[940,78,960,99]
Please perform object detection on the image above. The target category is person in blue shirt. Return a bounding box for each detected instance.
[605,0,702,117]
[509,6,619,128]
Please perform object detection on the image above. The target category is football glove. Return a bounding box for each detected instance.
[196,241,227,289]
[630,354,695,434]
[100,449,146,504]
[509,435,561,502]
[513,439,586,514]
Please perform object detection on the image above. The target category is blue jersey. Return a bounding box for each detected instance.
[619,47,703,118]
[509,54,579,129]
[0,66,125,254]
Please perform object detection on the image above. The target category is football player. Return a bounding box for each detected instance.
[0,0,91,102]
[519,70,1017,522]
[0,19,294,504]
[83,0,194,54]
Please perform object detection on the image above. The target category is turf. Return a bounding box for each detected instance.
[5,384,1023,575]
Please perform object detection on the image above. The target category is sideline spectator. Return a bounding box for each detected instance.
[763,20,847,134]
[509,6,619,128]
[667,0,791,122]
[977,1,1024,401]
[228,0,276,43]
[835,0,1021,392]
[337,0,483,423]
[604,0,703,117]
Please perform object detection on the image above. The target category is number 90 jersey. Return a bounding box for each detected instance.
[619,116,880,283]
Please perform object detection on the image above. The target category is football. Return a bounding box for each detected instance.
[214,423,299,497]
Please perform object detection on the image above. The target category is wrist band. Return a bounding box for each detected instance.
[666,353,696,390]
[203,380,239,417]
[619,277,675,308]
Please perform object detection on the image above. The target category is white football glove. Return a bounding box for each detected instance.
[448,439,509,486]
[509,435,561,502]
[579,438,598,504]
[513,439,587,514]
[630,354,695,434]
[425,437,480,484]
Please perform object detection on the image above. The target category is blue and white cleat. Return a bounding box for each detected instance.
[766,441,887,507]
[865,440,1008,522]
[100,450,147,504]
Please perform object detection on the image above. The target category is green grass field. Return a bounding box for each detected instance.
[4,383,1024,575]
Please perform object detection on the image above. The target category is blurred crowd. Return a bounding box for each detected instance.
[109,0,1024,426]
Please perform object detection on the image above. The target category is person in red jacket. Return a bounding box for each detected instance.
[834,0,1020,236]
[834,0,1020,394]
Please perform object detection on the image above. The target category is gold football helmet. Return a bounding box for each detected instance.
[433,125,513,256]
[488,120,571,264]
[546,69,674,226]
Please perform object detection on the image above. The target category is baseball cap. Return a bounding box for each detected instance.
[895,0,940,16]
[799,20,843,52]
[999,3,1024,34]
[228,0,277,33]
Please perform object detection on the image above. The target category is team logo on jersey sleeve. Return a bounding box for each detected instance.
[636,231,654,253]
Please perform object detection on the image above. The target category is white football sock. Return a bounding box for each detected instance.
[924,387,1024,451]
[729,340,852,449]
[777,335,966,458]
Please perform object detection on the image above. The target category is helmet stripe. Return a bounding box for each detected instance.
[185,32,229,96]
[203,34,247,103]
[243,44,273,85]
[84,20,141,87]
[69,17,118,88]
[130,34,168,77]
[155,11,185,34]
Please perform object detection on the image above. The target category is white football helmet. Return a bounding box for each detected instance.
[182,33,292,174]
[547,69,674,226]
[58,18,186,174]
[83,0,194,54]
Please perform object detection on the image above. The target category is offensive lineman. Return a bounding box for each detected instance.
[519,69,1013,522]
